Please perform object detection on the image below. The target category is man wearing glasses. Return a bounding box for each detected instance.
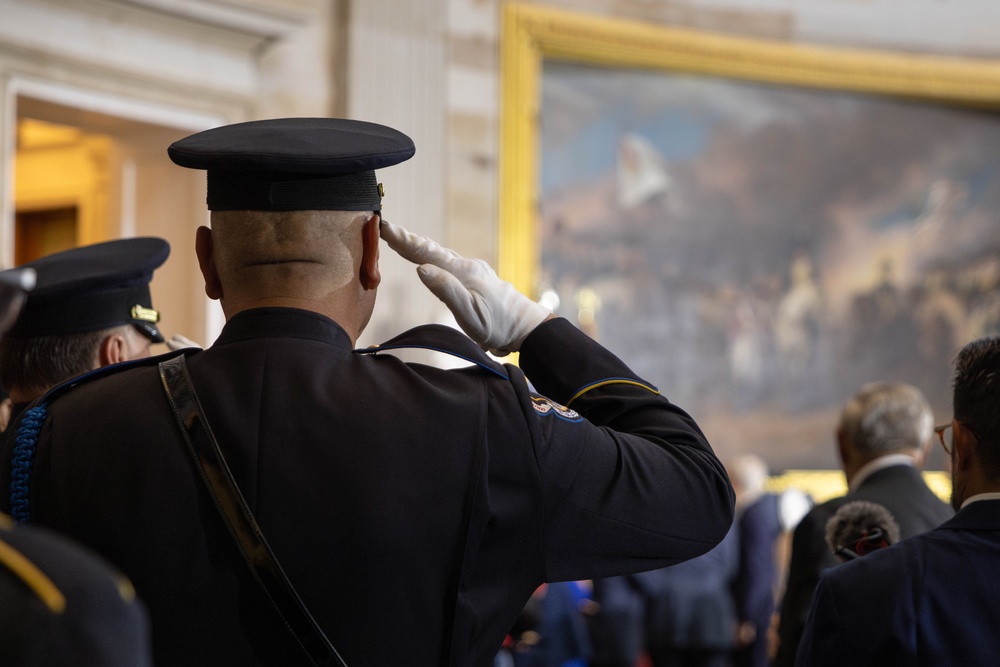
[795,337,1000,666]
[775,381,952,666]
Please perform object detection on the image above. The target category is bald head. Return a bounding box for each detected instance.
[197,209,382,341]
[210,209,369,296]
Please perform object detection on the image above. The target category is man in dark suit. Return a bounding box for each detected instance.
[796,336,1000,665]
[0,118,735,666]
[729,454,783,667]
[774,381,952,666]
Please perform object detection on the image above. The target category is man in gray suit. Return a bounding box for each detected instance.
[795,337,1000,665]
[774,381,952,665]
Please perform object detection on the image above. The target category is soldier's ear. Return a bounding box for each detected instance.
[360,213,381,291]
[196,226,223,300]
[98,332,126,367]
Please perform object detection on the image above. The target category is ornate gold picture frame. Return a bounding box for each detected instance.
[499,3,1000,488]
[500,3,1000,291]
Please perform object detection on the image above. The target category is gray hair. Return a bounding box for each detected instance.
[839,381,933,456]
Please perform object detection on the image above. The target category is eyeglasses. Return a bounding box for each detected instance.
[934,423,953,455]
[936,421,983,456]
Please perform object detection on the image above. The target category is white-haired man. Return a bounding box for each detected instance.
[775,381,952,665]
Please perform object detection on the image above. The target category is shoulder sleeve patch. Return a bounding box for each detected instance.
[530,395,583,422]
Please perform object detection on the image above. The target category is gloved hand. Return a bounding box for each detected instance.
[380,220,551,356]
[165,334,203,351]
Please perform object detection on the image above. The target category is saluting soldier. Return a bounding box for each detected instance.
[1,118,734,666]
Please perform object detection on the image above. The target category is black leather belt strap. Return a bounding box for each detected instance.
[159,354,347,667]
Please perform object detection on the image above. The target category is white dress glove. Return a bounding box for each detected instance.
[380,220,551,356]
[165,334,203,351]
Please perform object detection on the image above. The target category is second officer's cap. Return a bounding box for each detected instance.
[167,117,415,212]
[4,237,170,343]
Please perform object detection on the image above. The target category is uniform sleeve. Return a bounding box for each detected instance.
[517,317,735,582]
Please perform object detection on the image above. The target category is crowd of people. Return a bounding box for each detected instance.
[497,377,965,667]
[0,117,995,667]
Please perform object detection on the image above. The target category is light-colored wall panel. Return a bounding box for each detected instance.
[348,0,451,346]
[0,0,262,96]
[0,0,331,346]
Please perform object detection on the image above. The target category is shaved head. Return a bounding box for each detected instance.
[209,209,372,302]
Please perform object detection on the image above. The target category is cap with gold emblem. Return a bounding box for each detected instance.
[167,117,415,212]
[3,237,169,343]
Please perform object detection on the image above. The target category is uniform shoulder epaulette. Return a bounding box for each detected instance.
[0,522,67,613]
[354,324,508,380]
[8,348,199,524]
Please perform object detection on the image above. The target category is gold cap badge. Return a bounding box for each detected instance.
[131,305,160,323]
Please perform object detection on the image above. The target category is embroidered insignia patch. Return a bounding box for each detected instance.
[531,396,582,422]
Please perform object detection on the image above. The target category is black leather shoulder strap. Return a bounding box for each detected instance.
[158,354,347,667]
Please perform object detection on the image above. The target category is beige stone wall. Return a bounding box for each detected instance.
[0,0,335,345]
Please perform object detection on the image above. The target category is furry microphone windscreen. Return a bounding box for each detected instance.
[825,500,902,561]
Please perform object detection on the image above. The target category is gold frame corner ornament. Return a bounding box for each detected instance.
[498,2,1000,298]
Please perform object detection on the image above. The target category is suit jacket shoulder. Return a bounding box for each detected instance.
[847,464,952,538]
[796,500,1000,666]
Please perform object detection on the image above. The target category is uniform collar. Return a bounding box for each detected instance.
[214,307,353,349]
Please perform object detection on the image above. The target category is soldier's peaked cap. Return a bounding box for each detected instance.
[6,237,169,342]
[167,117,415,212]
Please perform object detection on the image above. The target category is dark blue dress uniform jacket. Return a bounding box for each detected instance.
[0,514,151,665]
[0,308,734,666]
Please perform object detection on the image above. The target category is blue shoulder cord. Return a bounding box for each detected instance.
[9,403,48,524]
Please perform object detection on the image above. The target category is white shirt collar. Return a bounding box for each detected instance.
[960,492,1000,509]
[848,454,917,492]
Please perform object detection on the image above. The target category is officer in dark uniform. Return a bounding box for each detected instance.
[0,266,152,666]
[0,118,734,666]
[0,237,170,422]
[0,513,153,666]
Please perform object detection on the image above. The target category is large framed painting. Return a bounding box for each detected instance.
[499,4,1000,479]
